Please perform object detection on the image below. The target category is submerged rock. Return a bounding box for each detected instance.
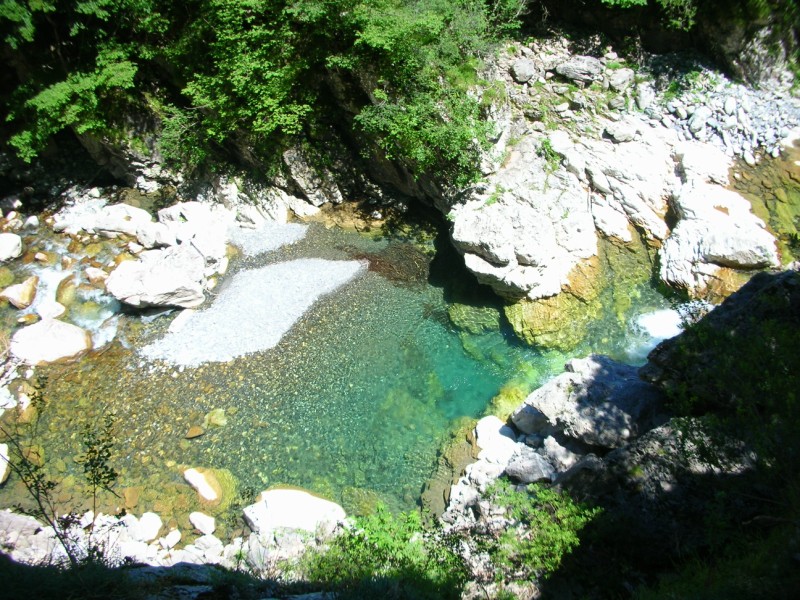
[10,319,92,365]
[0,275,38,309]
[183,468,223,505]
[243,489,346,534]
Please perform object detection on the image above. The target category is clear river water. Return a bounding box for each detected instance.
[0,214,675,538]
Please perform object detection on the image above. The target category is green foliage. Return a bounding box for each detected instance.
[483,481,601,581]
[303,505,468,599]
[2,0,528,185]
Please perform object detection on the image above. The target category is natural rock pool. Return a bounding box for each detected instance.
[0,215,674,538]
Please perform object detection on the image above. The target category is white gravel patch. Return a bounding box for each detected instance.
[228,222,308,257]
[140,258,366,366]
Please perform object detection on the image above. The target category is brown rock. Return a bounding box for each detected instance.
[185,425,205,439]
[1,275,39,309]
[123,486,142,510]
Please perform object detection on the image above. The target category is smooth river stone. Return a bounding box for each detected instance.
[140,258,366,367]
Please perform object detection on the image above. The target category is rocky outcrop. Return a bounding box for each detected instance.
[446,37,794,350]
[511,355,665,449]
[450,134,596,301]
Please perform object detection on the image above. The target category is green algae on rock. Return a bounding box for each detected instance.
[504,235,656,353]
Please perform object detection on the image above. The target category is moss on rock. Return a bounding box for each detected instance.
[447,302,502,334]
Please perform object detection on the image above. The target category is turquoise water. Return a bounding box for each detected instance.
[1,220,671,530]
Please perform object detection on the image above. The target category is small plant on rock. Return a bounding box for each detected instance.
[537,137,560,173]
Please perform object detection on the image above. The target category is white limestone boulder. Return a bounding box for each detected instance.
[0,443,9,484]
[660,182,779,295]
[138,512,163,542]
[10,319,92,365]
[243,489,345,534]
[106,244,206,308]
[0,233,22,261]
[189,512,216,535]
[95,204,154,237]
[474,415,518,465]
[450,134,596,299]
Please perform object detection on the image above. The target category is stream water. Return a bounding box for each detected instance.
[0,214,677,538]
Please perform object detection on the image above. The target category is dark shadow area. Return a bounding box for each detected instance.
[0,555,296,600]
[532,269,800,598]
[0,132,122,214]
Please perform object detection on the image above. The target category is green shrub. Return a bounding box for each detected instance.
[303,505,468,599]
[483,481,601,582]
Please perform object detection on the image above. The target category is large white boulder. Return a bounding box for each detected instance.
[0,443,9,484]
[0,233,22,261]
[95,204,154,237]
[243,489,345,534]
[450,134,597,300]
[106,244,206,308]
[10,319,92,365]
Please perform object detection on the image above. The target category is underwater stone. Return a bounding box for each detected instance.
[446,303,501,334]
[203,408,227,429]
[185,426,205,439]
[183,468,221,503]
